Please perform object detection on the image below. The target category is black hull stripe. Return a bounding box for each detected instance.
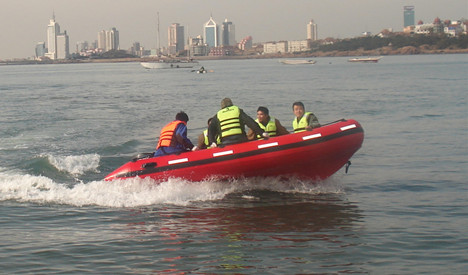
[117,127,363,178]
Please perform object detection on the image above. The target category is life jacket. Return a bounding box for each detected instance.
[217,106,243,139]
[256,116,277,139]
[156,120,186,149]
[293,112,311,133]
[203,129,209,147]
[204,129,220,147]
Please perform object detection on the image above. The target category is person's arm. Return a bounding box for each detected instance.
[246,128,256,140]
[196,132,207,149]
[175,124,194,150]
[306,113,320,129]
[275,119,290,135]
[240,109,264,136]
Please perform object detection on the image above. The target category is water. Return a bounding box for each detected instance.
[1,55,467,274]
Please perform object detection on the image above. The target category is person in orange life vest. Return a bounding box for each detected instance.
[247,106,289,140]
[208,98,268,146]
[153,111,194,157]
[292,101,320,133]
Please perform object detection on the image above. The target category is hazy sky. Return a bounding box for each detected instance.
[1,0,467,59]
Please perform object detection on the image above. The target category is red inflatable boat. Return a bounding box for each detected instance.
[104,119,364,182]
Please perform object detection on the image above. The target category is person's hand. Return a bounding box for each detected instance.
[211,142,218,148]
[191,146,199,151]
[262,132,270,139]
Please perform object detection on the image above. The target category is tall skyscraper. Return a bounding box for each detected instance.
[221,19,235,46]
[46,13,60,59]
[106,28,119,51]
[45,13,69,60]
[56,31,70,59]
[204,16,218,48]
[404,6,415,27]
[98,28,119,51]
[98,30,107,50]
[307,19,318,41]
[168,23,185,54]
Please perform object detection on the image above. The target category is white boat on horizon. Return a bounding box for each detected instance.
[140,59,198,69]
[280,59,316,65]
[348,57,382,63]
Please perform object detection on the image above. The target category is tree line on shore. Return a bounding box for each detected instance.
[309,33,468,54]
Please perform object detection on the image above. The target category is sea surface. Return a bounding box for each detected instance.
[0,55,467,274]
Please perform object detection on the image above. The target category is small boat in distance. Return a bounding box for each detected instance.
[280,59,316,65]
[140,59,198,69]
[141,12,198,70]
[348,57,382,63]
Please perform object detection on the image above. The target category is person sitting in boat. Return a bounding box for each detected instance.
[153,111,194,157]
[292,101,320,133]
[247,106,289,140]
[198,66,206,73]
[193,118,220,151]
[208,98,268,147]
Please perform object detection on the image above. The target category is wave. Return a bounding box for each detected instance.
[18,153,101,182]
[45,153,100,175]
[0,171,343,208]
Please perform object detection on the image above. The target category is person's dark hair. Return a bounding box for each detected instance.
[257,106,269,115]
[292,101,305,110]
[176,111,189,122]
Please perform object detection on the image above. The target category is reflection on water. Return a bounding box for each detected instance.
[121,191,363,272]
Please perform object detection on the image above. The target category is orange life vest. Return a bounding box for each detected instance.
[156,120,186,149]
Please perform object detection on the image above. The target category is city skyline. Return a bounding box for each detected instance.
[1,0,467,60]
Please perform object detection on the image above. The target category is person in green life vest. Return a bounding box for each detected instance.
[193,118,220,151]
[292,101,320,133]
[247,106,289,140]
[208,98,268,146]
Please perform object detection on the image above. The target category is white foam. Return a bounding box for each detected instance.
[0,171,343,208]
[46,153,100,175]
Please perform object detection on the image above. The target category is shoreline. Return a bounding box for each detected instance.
[1,48,467,66]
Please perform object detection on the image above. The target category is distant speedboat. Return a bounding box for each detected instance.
[348,57,382,63]
[140,59,198,69]
[280,59,316,65]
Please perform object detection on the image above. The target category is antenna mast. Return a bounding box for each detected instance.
[157,12,161,56]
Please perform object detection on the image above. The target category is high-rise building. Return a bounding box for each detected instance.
[45,13,69,60]
[168,23,185,54]
[307,19,318,41]
[45,13,60,59]
[98,30,106,50]
[404,6,415,27]
[221,19,235,46]
[204,16,218,47]
[98,28,120,51]
[56,31,70,59]
[35,42,46,58]
[106,28,119,51]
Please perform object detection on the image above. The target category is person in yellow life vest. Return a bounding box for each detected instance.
[208,98,268,146]
[153,111,194,157]
[247,106,289,140]
[292,101,320,133]
[193,118,220,151]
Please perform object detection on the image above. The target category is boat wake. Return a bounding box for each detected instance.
[45,153,101,176]
[0,169,344,208]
